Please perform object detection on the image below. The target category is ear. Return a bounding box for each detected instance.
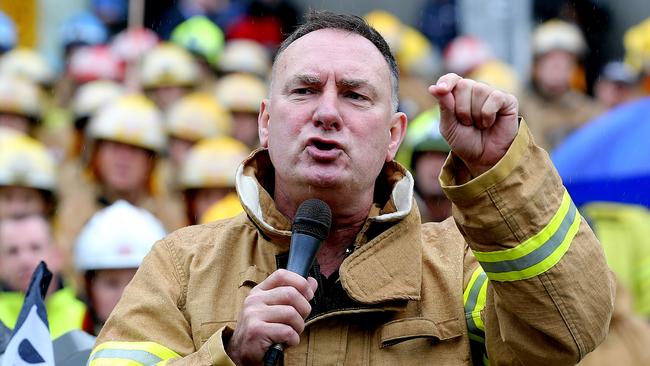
[258,99,271,148]
[386,111,408,162]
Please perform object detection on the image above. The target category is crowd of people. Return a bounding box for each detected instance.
[0,1,649,364]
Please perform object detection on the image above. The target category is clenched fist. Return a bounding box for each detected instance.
[429,73,519,177]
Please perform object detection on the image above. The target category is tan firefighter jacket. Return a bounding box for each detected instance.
[90,122,615,365]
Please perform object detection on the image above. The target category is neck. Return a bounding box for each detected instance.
[102,186,147,206]
[274,178,374,277]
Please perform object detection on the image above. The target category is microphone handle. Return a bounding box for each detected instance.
[263,233,322,366]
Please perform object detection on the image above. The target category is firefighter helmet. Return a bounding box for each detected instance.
[140,43,200,89]
[74,200,166,271]
[166,92,232,142]
[214,73,267,113]
[179,136,250,190]
[87,94,166,153]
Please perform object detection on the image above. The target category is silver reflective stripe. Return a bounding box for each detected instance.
[89,348,163,365]
[479,202,578,273]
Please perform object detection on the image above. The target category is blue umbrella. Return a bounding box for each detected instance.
[551,96,650,208]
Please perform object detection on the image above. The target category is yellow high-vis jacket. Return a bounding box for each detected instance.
[90,121,614,365]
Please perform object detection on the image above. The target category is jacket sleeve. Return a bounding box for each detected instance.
[89,233,236,366]
[442,120,615,365]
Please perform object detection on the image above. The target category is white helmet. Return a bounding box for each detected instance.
[218,40,271,78]
[532,19,587,57]
[74,200,166,271]
[71,80,125,119]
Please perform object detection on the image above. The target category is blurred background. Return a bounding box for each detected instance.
[1,0,650,363]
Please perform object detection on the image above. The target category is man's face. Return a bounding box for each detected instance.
[534,50,577,97]
[0,216,59,292]
[414,151,447,197]
[259,29,406,199]
[89,268,138,323]
[0,186,48,219]
[94,140,154,195]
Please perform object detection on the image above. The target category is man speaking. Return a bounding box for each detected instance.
[89,11,614,366]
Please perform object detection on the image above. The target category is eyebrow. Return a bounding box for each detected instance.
[286,74,378,97]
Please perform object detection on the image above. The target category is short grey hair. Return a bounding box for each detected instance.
[272,10,400,111]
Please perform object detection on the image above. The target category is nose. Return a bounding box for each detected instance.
[312,87,342,131]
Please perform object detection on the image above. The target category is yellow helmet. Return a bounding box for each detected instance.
[141,43,200,89]
[0,133,56,192]
[364,10,404,52]
[532,19,587,57]
[218,40,271,79]
[198,191,243,223]
[397,26,441,80]
[166,92,232,142]
[71,80,125,120]
[87,94,166,153]
[180,136,250,190]
[214,73,267,113]
[624,17,650,73]
[0,75,41,120]
[467,60,521,96]
[0,47,55,86]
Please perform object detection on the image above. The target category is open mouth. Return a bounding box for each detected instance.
[312,140,338,151]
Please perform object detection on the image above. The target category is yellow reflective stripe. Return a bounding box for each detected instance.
[473,191,572,263]
[483,353,491,366]
[89,359,146,366]
[464,267,488,340]
[473,191,581,281]
[483,208,580,281]
[89,341,180,366]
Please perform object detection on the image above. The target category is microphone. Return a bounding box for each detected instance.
[263,199,332,366]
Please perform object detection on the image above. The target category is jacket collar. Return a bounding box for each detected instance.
[235,148,422,304]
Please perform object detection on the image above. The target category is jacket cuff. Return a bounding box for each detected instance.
[204,325,237,366]
[439,118,530,203]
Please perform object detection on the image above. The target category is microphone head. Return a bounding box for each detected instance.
[293,199,332,241]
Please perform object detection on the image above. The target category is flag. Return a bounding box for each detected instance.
[1,261,54,366]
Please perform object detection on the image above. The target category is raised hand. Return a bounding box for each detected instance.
[429,73,519,177]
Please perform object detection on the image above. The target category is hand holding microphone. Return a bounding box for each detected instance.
[226,199,332,366]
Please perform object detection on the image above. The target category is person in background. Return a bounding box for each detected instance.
[520,19,604,151]
[365,10,440,120]
[154,91,233,198]
[0,133,57,220]
[170,16,225,87]
[58,80,125,199]
[624,16,650,95]
[0,214,86,339]
[140,43,200,111]
[74,200,166,336]
[214,73,268,149]
[594,61,642,110]
[0,76,42,136]
[395,106,451,223]
[56,94,186,255]
[179,136,249,224]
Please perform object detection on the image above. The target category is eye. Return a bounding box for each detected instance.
[293,88,314,95]
[345,91,367,101]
